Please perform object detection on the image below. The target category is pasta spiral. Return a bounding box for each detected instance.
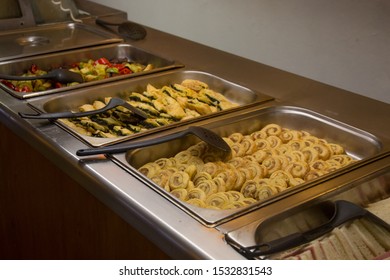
[266,135,282,149]
[138,162,161,178]
[205,192,230,209]
[255,184,275,201]
[170,188,188,201]
[301,146,319,163]
[261,123,282,136]
[216,170,237,191]
[168,171,190,190]
[262,156,282,176]
[196,180,218,196]
[187,188,207,201]
[228,132,244,143]
[312,143,332,160]
[285,161,309,178]
[193,171,212,186]
[250,130,267,140]
[241,180,259,199]
[212,177,227,193]
[200,162,223,177]
[174,150,192,164]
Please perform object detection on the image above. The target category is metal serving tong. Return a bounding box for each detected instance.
[76,126,231,157]
[18,97,148,120]
[237,200,390,258]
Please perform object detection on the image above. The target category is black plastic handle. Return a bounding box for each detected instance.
[0,73,54,81]
[19,97,147,120]
[239,200,389,258]
[77,130,188,156]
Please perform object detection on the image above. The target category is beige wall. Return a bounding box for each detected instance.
[90,0,390,104]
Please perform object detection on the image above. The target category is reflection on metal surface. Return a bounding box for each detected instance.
[16,35,50,46]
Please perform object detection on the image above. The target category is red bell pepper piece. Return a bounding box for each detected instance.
[94,57,111,66]
[1,80,16,91]
[17,85,32,92]
[119,67,132,75]
[111,63,125,71]
[30,64,39,74]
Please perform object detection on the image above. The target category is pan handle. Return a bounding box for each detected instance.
[237,200,390,258]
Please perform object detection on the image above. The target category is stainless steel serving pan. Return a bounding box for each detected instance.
[0,43,183,99]
[27,70,273,146]
[225,163,390,259]
[0,22,122,62]
[111,104,387,226]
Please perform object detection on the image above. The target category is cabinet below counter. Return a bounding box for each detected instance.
[0,122,169,259]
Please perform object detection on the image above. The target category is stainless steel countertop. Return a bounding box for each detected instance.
[1,0,389,259]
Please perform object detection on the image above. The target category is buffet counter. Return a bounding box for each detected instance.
[0,0,389,259]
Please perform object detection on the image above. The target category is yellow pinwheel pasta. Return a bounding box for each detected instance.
[261,123,282,136]
[212,177,227,193]
[250,130,267,140]
[285,161,309,179]
[170,188,188,201]
[169,171,190,190]
[301,146,319,163]
[228,132,244,143]
[205,192,230,209]
[138,162,161,178]
[193,171,212,186]
[241,180,259,199]
[196,180,218,196]
[312,143,332,160]
[216,170,237,191]
[187,188,207,201]
[174,150,192,164]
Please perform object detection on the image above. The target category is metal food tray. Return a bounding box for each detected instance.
[225,164,390,259]
[27,70,273,146]
[0,43,183,99]
[0,22,122,63]
[111,105,386,226]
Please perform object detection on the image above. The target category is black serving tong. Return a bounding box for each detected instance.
[0,69,83,84]
[76,126,231,157]
[19,97,148,120]
[236,200,390,259]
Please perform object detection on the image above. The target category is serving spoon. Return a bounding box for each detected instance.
[76,126,231,156]
[0,69,84,84]
[19,97,148,120]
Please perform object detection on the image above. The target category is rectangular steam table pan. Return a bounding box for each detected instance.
[0,22,122,63]
[27,70,273,147]
[0,43,183,99]
[111,105,385,226]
